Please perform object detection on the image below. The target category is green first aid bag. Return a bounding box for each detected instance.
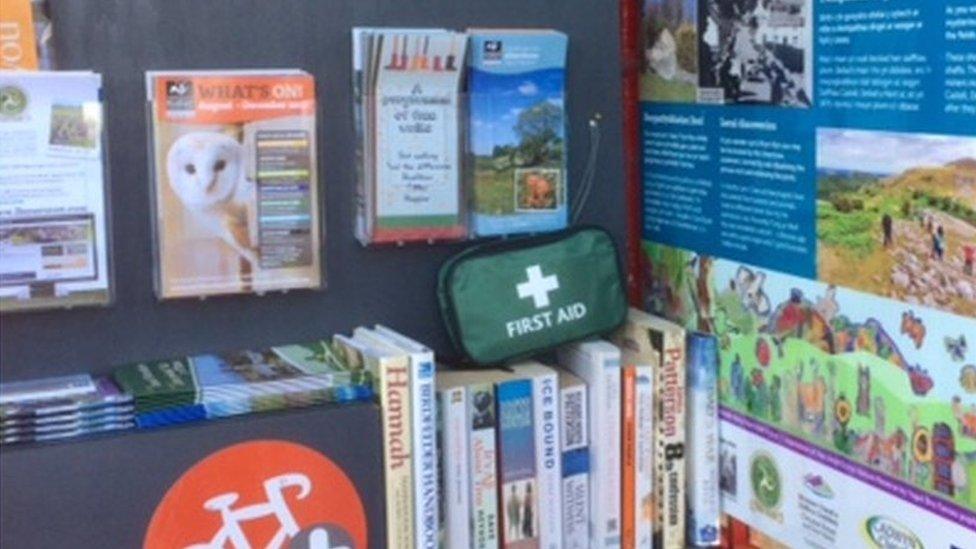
[438,226,628,365]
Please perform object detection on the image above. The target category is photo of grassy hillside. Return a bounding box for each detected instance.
[816,129,976,317]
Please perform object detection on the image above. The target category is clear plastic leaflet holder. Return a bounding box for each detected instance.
[353,29,470,246]
[0,71,115,313]
[353,27,576,246]
[145,69,324,301]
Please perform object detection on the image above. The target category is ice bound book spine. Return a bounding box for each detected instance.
[469,382,500,549]
[530,368,560,549]
[558,373,589,549]
[686,333,720,547]
[496,378,538,549]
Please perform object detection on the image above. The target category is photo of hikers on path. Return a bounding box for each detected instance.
[817,129,976,317]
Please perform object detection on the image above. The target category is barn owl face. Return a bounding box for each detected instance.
[166,131,244,208]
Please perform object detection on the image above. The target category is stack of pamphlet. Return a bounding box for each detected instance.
[0,375,134,445]
[112,340,373,429]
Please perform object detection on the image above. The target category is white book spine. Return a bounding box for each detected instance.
[442,386,471,549]
[533,371,561,549]
[635,366,655,549]
[413,355,439,549]
[687,335,720,547]
[469,383,500,549]
[560,382,589,549]
[560,344,621,548]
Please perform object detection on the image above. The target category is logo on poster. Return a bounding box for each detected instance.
[0,85,27,118]
[749,452,783,522]
[863,516,923,549]
[145,440,367,549]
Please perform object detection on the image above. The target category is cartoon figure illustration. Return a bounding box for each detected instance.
[796,362,827,438]
[900,310,927,349]
[765,289,834,354]
[854,398,907,479]
[909,407,933,489]
[746,369,769,418]
[952,396,976,439]
[960,365,976,394]
[781,372,799,432]
[932,423,956,496]
[730,354,746,402]
[731,266,771,320]
[856,365,871,417]
[769,375,782,423]
[946,335,969,363]
[755,338,771,367]
[814,285,840,325]
[694,256,716,333]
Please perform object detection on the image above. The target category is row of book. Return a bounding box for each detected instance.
[352,27,569,245]
[420,308,719,549]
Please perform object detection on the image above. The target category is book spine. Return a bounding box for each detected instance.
[496,379,538,549]
[659,329,687,549]
[559,382,589,549]
[621,366,636,549]
[413,357,438,549]
[595,353,622,548]
[442,386,471,549]
[634,366,655,549]
[380,361,414,549]
[469,382,500,549]
[532,371,561,549]
[687,334,720,547]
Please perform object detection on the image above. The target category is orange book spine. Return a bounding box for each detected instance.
[621,365,636,549]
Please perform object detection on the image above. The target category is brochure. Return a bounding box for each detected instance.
[353,28,468,245]
[0,71,112,312]
[468,29,569,237]
[146,70,322,299]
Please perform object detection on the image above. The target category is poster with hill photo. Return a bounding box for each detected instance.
[816,129,976,318]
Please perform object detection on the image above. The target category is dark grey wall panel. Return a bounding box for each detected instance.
[0,403,385,548]
[0,0,625,380]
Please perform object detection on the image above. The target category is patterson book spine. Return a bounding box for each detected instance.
[496,379,538,549]
[441,386,471,548]
[559,375,589,549]
[651,321,687,549]
[469,382,501,549]
[686,333,720,547]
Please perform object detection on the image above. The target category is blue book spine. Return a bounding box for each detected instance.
[496,379,538,548]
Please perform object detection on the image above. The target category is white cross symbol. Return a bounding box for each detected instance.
[517,265,560,309]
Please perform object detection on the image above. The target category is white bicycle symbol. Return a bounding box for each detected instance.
[184,473,349,549]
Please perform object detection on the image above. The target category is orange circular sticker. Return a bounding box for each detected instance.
[145,440,367,549]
